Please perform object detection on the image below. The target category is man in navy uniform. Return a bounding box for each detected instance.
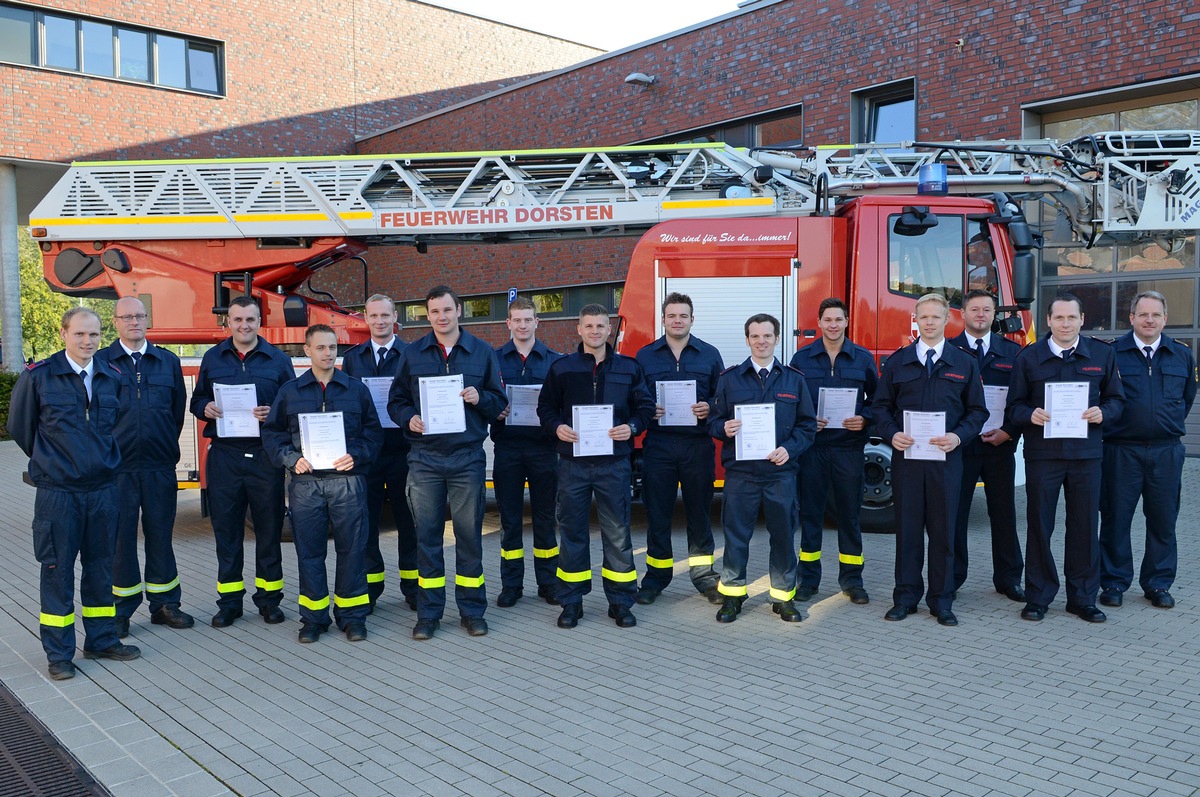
[11,307,140,680]
[340,293,418,611]
[537,304,655,629]
[1100,290,1195,609]
[492,296,562,608]
[709,313,817,624]
[263,324,382,643]
[388,285,507,640]
[191,295,296,628]
[949,289,1025,602]
[873,293,988,627]
[1007,292,1124,623]
[789,297,877,605]
[635,292,724,606]
[102,296,194,637]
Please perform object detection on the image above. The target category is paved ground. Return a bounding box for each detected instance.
[0,438,1197,797]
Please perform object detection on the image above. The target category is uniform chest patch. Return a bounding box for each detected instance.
[942,372,966,381]
[775,392,798,400]
[1080,366,1104,373]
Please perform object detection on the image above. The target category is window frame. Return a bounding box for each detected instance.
[851,78,917,146]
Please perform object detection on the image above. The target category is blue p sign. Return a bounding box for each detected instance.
[507,287,518,304]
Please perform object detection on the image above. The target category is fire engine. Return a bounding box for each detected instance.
[27,131,1200,527]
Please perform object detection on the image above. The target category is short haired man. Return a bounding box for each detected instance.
[948,290,1025,602]
[263,324,383,643]
[635,292,725,606]
[1099,291,1195,609]
[708,313,817,624]
[537,304,655,629]
[491,296,562,607]
[11,307,140,680]
[190,295,296,628]
[388,286,507,640]
[1007,293,1124,622]
[788,297,877,605]
[872,293,988,626]
[340,294,418,612]
[101,296,194,637]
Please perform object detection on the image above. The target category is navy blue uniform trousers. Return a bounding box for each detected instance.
[555,456,637,607]
[1024,458,1102,608]
[206,444,285,611]
[113,470,182,618]
[289,474,370,629]
[953,443,1022,591]
[364,447,417,604]
[797,446,865,590]
[640,434,718,593]
[1100,441,1184,595]
[892,454,960,613]
[493,443,559,591]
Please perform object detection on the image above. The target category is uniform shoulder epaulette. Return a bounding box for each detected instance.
[720,364,740,375]
[26,358,47,370]
[785,364,804,374]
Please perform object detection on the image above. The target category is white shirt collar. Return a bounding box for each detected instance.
[375,335,397,356]
[1047,337,1080,358]
[964,330,989,356]
[916,339,945,362]
[120,341,149,357]
[1135,335,1161,357]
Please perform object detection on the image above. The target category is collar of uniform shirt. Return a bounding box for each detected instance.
[1047,336,1080,358]
[916,339,945,363]
[1135,335,1162,357]
[963,331,989,357]
[120,341,149,358]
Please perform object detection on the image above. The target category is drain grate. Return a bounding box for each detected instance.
[0,680,110,797]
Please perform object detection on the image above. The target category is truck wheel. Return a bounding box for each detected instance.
[860,440,895,534]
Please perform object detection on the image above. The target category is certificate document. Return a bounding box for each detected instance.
[360,377,398,429]
[903,410,946,461]
[299,412,347,470]
[506,384,543,427]
[817,387,858,430]
[734,403,776,461]
[1045,381,1089,439]
[572,404,614,457]
[982,385,1009,434]
[213,383,260,438]
[419,374,467,435]
[657,380,698,426]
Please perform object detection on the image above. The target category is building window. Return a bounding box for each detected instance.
[0,3,224,95]
[533,291,564,315]
[852,79,916,145]
[639,104,803,150]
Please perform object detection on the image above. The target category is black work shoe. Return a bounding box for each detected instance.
[259,606,285,624]
[298,624,323,643]
[607,605,637,628]
[151,606,195,629]
[715,596,743,623]
[1100,589,1123,607]
[537,585,560,605]
[1066,604,1106,623]
[1145,589,1175,609]
[210,608,243,628]
[116,617,130,638]
[843,586,870,605]
[496,587,522,608]
[884,604,916,621]
[460,616,489,636]
[795,584,817,601]
[934,609,958,626]
[557,603,583,628]
[1021,603,1046,621]
[702,586,724,605]
[997,584,1027,603]
[773,600,803,622]
[344,622,368,642]
[83,643,141,661]
[47,661,76,681]
[635,586,661,605]
[412,619,439,640]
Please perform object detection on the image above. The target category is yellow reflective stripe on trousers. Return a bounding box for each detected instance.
[687,555,714,567]
[500,548,524,560]
[645,556,673,569]
[217,580,245,594]
[769,587,796,601]
[81,605,116,618]
[256,577,284,592]
[419,576,446,589]
[456,574,485,588]
[366,571,385,584]
[112,582,144,598]
[399,569,419,580]
[601,568,637,583]
[298,594,331,611]
[533,546,559,558]
[556,568,591,582]
[717,582,747,597]
[798,550,821,562]
[839,553,865,565]
[334,593,370,608]
[40,612,75,627]
[145,577,180,594]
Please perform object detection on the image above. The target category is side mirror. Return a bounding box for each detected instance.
[892,206,939,236]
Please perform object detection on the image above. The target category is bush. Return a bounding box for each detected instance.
[0,370,18,440]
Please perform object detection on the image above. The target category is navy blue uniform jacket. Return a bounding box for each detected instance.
[872,341,989,446]
[789,338,877,450]
[636,334,724,441]
[341,337,408,453]
[190,337,295,448]
[99,340,186,471]
[1103,331,1196,444]
[708,358,817,477]
[948,331,1022,451]
[491,339,561,448]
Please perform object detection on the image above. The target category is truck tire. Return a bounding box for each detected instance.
[860,440,896,533]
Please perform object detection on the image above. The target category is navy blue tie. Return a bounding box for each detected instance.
[926,349,936,376]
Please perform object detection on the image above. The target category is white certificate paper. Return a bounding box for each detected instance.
[903,410,946,461]
[656,380,698,426]
[213,383,260,438]
[506,384,543,427]
[299,412,347,470]
[572,404,614,457]
[734,403,776,461]
[1045,381,1089,439]
[419,374,467,435]
[982,385,1009,434]
[360,376,398,429]
[817,387,858,430]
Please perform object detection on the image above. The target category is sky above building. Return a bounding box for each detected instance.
[424,0,741,50]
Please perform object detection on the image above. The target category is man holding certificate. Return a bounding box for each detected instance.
[708,313,817,624]
[387,286,507,640]
[948,290,1025,602]
[873,293,988,627]
[634,292,725,606]
[190,296,296,629]
[788,297,877,606]
[537,304,655,629]
[491,296,562,608]
[1007,292,1124,623]
[263,325,383,643]
[340,294,418,612]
